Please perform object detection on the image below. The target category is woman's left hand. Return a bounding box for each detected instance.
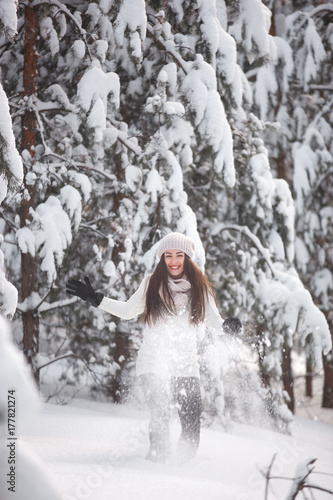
[222,317,242,335]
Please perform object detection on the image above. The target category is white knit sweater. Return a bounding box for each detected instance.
[99,275,224,379]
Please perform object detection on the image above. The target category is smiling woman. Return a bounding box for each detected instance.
[66,232,242,464]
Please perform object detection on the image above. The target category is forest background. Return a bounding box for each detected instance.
[0,0,332,432]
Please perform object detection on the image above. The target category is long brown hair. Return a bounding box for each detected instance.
[144,254,216,326]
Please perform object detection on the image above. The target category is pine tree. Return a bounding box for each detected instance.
[1,0,121,388]
[252,0,333,408]
[0,0,23,319]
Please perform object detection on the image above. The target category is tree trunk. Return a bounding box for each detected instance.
[256,326,270,388]
[108,153,131,401]
[282,344,295,412]
[109,328,130,403]
[20,1,39,385]
[305,355,313,398]
[322,353,333,408]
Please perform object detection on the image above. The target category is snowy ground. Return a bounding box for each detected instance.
[1,322,332,500]
[14,395,333,500]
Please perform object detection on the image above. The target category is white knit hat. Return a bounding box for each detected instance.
[157,232,195,260]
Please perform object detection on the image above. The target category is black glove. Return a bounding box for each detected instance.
[223,317,242,335]
[66,277,104,307]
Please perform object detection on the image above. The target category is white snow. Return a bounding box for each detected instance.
[294,236,310,274]
[114,0,146,62]
[88,97,107,142]
[93,39,109,63]
[198,0,238,86]
[16,196,73,284]
[303,19,326,89]
[3,396,332,500]
[99,0,113,15]
[72,39,86,60]
[310,269,333,311]
[182,57,235,186]
[68,170,92,202]
[16,226,36,257]
[274,36,294,92]
[125,164,142,192]
[76,61,120,141]
[0,316,61,500]
[59,185,82,232]
[0,242,18,317]
[249,153,275,215]
[198,0,220,63]
[0,0,18,39]
[146,168,163,203]
[258,265,332,369]
[0,276,17,318]
[1,297,333,500]
[293,141,317,212]
[255,67,278,121]
[39,17,60,57]
[0,83,23,204]
[46,84,76,112]
[228,0,272,64]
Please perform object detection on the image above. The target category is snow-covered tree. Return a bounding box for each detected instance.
[0,1,23,319]
[251,0,333,407]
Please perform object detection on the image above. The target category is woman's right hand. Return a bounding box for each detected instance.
[66,277,104,307]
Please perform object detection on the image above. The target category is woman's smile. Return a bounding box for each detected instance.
[164,249,185,277]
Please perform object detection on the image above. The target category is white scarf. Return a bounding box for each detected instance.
[160,276,191,311]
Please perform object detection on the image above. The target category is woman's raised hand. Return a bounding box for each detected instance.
[66,277,104,307]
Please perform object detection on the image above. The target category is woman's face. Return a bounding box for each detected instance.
[164,249,185,278]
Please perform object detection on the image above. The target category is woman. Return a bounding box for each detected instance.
[66,232,241,463]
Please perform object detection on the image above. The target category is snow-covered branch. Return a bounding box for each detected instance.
[0,209,19,232]
[21,0,93,60]
[110,120,142,156]
[79,223,109,241]
[146,23,189,75]
[293,84,333,92]
[212,224,277,277]
[38,296,77,314]
[16,296,77,315]
[33,286,53,312]
[311,167,333,201]
[36,351,75,370]
[310,3,333,17]
[114,128,142,156]
[260,455,333,500]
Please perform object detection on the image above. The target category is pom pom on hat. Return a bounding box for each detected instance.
[157,232,195,260]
